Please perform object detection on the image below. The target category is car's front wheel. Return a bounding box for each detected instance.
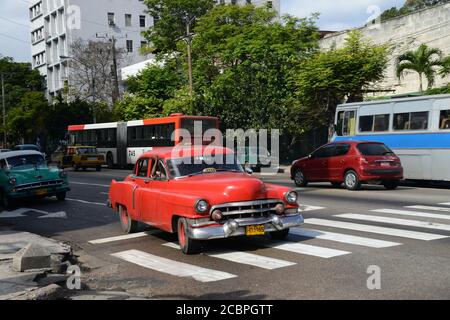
[1,191,13,209]
[119,205,139,234]
[344,170,361,191]
[269,228,290,240]
[96,166,102,172]
[177,218,201,255]
[293,169,308,187]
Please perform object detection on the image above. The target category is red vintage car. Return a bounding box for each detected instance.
[108,146,303,254]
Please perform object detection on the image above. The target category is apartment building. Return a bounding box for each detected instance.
[29,0,152,99]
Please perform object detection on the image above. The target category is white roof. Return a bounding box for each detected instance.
[0,150,43,160]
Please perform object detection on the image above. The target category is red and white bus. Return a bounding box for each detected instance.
[67,114,219,167]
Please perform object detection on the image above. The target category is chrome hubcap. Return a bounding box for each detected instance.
[295,171,304,184]
[345,173,356,188]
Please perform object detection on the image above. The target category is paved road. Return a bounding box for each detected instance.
[1,168,449,299]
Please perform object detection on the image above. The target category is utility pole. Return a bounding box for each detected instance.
[92,77,97,123]
[1,73,6,148]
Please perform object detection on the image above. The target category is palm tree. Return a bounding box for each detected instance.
[396,44,443,92]
[440,55,450,78]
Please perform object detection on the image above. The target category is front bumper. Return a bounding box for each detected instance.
[187,213,304,240]
[8,184,70,199]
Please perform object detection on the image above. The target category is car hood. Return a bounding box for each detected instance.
[169,173,272,204]
[7,167,61,185]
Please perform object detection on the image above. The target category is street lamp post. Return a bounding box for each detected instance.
[1,73,6,148]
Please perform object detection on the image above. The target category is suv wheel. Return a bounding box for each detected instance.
[293,169,308,187]
[344,170,361,191]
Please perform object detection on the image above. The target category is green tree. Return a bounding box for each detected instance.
[114,62,183,120]
[192,4,319,134]
[292,31,390,130]
[143,0,215,54]
[440,55,450,78]
[396,44,443,92]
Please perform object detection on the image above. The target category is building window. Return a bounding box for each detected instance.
[108,12,115,26]
[125,14,132,27]
[126,40,133,53]
[140,15,146,28]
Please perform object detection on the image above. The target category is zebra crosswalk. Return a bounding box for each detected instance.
[88,202,450,283]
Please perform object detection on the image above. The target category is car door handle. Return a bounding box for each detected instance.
[321,161,327,165]
[340,160,345,164]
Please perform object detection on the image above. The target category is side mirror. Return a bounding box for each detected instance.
[245,167,253,175]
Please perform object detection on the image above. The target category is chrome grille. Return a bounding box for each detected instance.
[15,179,65,192]
[210,199,282,220]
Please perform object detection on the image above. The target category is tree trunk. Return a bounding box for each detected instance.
[419,73,423,92]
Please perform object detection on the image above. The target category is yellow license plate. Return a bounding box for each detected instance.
[246,225,265,236]
[36,189,48,196]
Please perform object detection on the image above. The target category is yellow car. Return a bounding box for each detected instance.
[52,146,105,171]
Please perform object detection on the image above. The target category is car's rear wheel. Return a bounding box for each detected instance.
[106,152,114,169]
[293,169,308,187]
[269,228,290,240]
[119,205,138,234]
[383,181,399,190]
[56,192,66,201]
[344,170,361,191]
[73,163,79,171]
[177,218,201,255]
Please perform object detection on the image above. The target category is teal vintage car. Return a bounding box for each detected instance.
[0,150,70,207]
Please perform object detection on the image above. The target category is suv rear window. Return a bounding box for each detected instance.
[357,143,393,156]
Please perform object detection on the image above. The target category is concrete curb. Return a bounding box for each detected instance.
[5,284,67,300]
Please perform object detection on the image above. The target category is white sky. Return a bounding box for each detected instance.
[0,0,405,63]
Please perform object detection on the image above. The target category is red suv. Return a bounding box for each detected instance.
[290,141,403,190]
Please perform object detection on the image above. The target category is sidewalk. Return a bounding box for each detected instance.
[0,225,72,300]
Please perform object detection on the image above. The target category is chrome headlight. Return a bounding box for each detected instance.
[9,177,17,185]
[195,199,209,213]
[285,191,298,204]
[59,170,67,178]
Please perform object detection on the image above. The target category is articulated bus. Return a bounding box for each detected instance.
[332,94,450,182]
[68,114,219,167]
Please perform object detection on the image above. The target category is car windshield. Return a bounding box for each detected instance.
[76,148,97,154]
[166,154,244,178]
[7,154,46,169]
[14,145,39,151]
[357,143,394,156]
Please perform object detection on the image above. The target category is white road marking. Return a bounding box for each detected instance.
[299,205,325,212]
[405,205,450,213]
[0,208,67,219]
[88,231,158,244]
[373,209,450,221]
[266,242,350,258]
[111,249,237,282]
[163,242,296,270]
[305,218,448,241]
[66,198,106,206]
[336,214,450,232]
[70,181,109,188]
[439,203,450,206]
[290,228,401,248]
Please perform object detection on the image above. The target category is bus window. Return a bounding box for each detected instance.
[335,111,344,136]
[342,110,356,136]
[359,114,389,132]
[181,118,218,136]
[394,112,428,131]
[440,110,450,129]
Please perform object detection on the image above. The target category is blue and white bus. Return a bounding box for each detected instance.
[332,94,450,181]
